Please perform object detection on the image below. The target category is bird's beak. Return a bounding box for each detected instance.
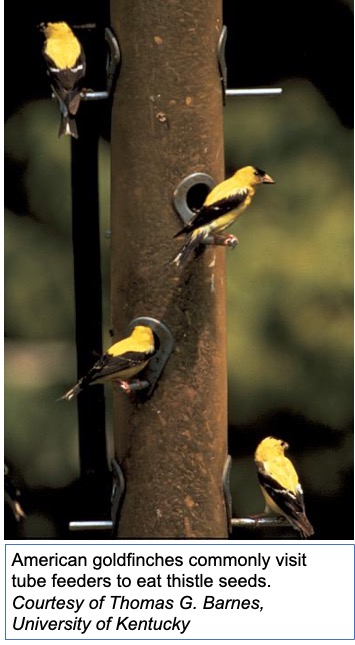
[262,174,275,184]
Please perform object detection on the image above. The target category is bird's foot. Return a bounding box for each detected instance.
[80,87,94,96]
[248,512,268,528]
[114,378,150,396]
[248,512,285,528]
[208,233,239,248]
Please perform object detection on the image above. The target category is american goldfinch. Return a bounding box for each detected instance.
[254,436,314,539]
[172,166,274,267]
[61,325,155,400]
[40,21,86,138]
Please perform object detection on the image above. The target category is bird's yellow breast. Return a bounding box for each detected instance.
[215,197,252,231]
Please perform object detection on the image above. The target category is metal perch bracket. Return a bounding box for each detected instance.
[68,459,125,534]
[126,317,174,399]
[173,173,238,249]
[231,516,288,529]
[83,27,120,100]
[110,459,126,535]
[223,455,233,534]
[217,25,283,103]
[217,26,228,104]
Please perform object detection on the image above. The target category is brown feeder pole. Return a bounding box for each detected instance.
[110,0,228,537]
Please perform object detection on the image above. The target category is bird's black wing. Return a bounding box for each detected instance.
[255,460,306,517]
[86,350,153,384]
[174,188,249,236]
[255,461,314,538]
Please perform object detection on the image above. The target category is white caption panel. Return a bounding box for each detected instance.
[5,543,354,640]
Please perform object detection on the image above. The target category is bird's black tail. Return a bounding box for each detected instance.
[59,114,78,138]
[171,231,206,268]
[291,514,315,539]
[58,382,82,401]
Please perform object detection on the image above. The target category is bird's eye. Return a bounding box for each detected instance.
[254,167,265,177]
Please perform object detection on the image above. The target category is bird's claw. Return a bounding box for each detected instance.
[248,513,266,528]
[248,513,284,528]
[114,379,133,395]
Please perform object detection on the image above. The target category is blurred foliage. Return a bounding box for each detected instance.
[225,80,353,429]
[4,77,353,538]
[4,102,112,515]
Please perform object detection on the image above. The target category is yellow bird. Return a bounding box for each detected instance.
[172,166,274,267]
[254,437,314,538]
[40,21,86,138]
[61,326,155,400]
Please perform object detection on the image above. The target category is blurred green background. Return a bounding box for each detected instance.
[4,0,353,539]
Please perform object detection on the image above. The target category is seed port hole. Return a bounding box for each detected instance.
[173,173,215,225]
[185,183,211,212]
